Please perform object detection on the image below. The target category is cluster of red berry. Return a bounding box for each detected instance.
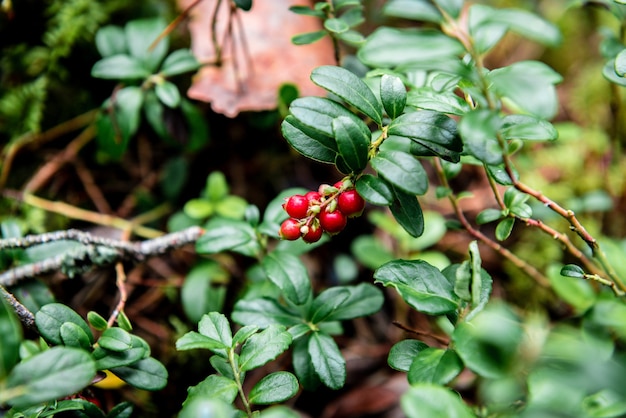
[279,181,366,243]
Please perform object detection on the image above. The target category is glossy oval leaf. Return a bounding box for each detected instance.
[249,371,299,405]
[402,384,475,418]
[459,109,503,165]
[289,96,357,140]
[373,259,458,315]
[232,298,302,328]
[358,27,464,69]
[292,30,328,45]
[93,339,148,370]
[371,150,428,195]
[389,185,424,238]
[160,49,200,77]
[125,18,168,72]
[155,80,181,108]
[36,303,93,346]
[99,327,132,352]
[184,374,238,406]
[356,174,394,205]
[239,325,292,372]
[324,18,349,34]
[308,332,346,389]
[195,218,253,254]
[323,282,384,321]
[111,357,168,391]
[262,251,313,306]
[500,114,557,141]
[198,312,233,349]
[383,0,442,23]
[60,322,92,350]
[333,115,370,173]
[179,398,236,418]
[388,339,430,372]
[95,25,127,57]
[406,87,470,116]
[308,287,351,324]
[380,74,407,119]
[6,347,96,409]
[91,55,150,80]
[281,115,337,163]
[310,66,383,125]
[408,348,463,385]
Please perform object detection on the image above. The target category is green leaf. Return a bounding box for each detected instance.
[486,61,562,119]
[358,27,464,69]
[452,302,523,378]
[476,208,503,225]
[210,355,235,380]
[389,185,425,238]
[99,327,132,352]
[107,401,134,418]
[111,357,168,391]
[615,49,626,76]
[0,297,21,379]
[87,311,108,331]
[408,348,463,385]
[406,87,470,116]
[371,150,428,195]
[308,332,346,389]
[603,59,626,86]
[319,282,384,321]
[560,264,586,279]
[249,371,299,405]
[355,174,393,205]
[401,384,475,418]
[495,217,515,241]
[281,115,338,163]
[459,109,502,165]
[289,5,325,17]
[292,336,320,390]
[500,114,558,141]
[434,0,463,18]
[60,322,92,350]
[182,260,228,323]
[351,235,394,270]
[288,96,361,141]
[239,325,292,371]
[93,336,148,370]
[205,171,230,201]
[387,110,462,162]
[6,347,96,409]
[333,116,370,173]
[388,339,429,372]
[36,303,93,346]
[97,86,144,159]
[292,30,327,45]
[196,218,254,254]
[179,398,237,418]
[262,251,313,305]
[324,18,349,33]
[91,55,150,80]
[175,331,229,352]
[95,26,127,57]
[548,264,595,314]
[232,325,259,347]
[310,66,383,125]
[232,298,302,328]
[161,49,200,77]
[198,312,233,351]
[308,287,351,324]
[155,80,181,108]
[383,0,442,23]
[125,18,168,73]
[184,374,238,406]
[373,259,458,315]
[380,74,407,119]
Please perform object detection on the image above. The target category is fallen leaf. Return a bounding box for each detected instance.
[179,0,335,117]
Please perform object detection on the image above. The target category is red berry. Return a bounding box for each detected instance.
[319,208,347,233]
[333,181,344,190]
[337,190,365,217]
[283,194,309,219]
[305,191,322,203]
[302,223,323,243]
[279,218,302,240]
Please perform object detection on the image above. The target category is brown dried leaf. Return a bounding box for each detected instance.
[179,0,335,117]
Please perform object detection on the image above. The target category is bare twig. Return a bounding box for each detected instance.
[0,285,36,330]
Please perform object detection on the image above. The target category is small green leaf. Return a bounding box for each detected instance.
[198,312,233,350]
[111,357,168,391]
[309,332,346,389]
[380,74,407,119]
[195,218,254,254]
[292,30,328,45]
[239,325,292,372]
[232,325,259,347]
[388,339,429,372]
[389,185,425,238]
[184,374,238,406]
[6,347,96,409]
[0,297,21,379]
[99,327,132,352]
[476,208,503,225]
[160,49,200,76]
[308,288,351,324]
[125,18,168,73]
[232,298,302,328]
[406,87,470,116]
[95,26,127,57]
[383,0,442,23]
[500,114,557,141]
[324,18,349,34]
[351,235,394,270]
[333,115,371,173]
[91,55,150,80]
[249,371,299,405]
[289,6,325,17]
[281,115,338,163]
[97,87,144,159]
[408,348,463,385]
[615,49,626,76]
[459,109,503,165]
[179,398,237,418]
[495,217,515,241]
[355,174,394,205]
[182,260,228,323]
[87,311,108,331]
[155,80,181,108]
[548,264,595,314]
[310,66,383,125]
[36,303,94,346]
[60,322,92,350]
[107,401,134,418]
[93,336,148,370]
[560,264,586,279]
[262,251,313,306]
[371,150,428,195]
[319,282,384,322]
[373,259,458,315]
[402,384,475,418]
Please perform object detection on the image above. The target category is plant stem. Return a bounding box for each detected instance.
[228,348,254,417]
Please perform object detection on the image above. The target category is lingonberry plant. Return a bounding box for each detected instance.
[2,0,626,417]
